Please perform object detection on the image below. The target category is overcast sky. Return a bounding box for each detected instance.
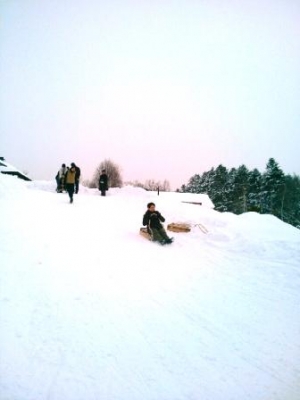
[1,0,299,189]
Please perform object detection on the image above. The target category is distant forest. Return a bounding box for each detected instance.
[179,158,300,229]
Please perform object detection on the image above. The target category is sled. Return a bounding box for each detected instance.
[139,228,174,245]
[167,223,191,233]
[140,227,152,241]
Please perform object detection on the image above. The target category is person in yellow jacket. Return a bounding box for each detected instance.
[65,165,76,203]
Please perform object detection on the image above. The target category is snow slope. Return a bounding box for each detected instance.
[0,174,299,400]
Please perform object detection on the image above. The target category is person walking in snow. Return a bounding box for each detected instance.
[56,163,68,193]
[65,164,76,203]
[70,162,81,194]
[98,169,108,196]
[143,202,173,244]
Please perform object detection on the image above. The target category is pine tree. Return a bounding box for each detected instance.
[231,165,249,214]
[200,169,215,194]
[247,168,262,212]
[178,159,300,229]
[209,165,228,211]
[281,174,300,227]
[261,158,285,217]
[224,168,237,212]
[185,174,201,193]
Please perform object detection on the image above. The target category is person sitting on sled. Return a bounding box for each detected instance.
[143,202,173,244]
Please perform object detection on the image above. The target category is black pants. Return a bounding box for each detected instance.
[149,227,170,242]
[99,183,107,196]
[75,179,79,194]
[66,183,75,201]
[57,178,65,193]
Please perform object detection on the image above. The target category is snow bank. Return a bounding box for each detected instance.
[112,185,150,197]
[26,179,57,192]
[26,180,92,194]
[0,172,28,199]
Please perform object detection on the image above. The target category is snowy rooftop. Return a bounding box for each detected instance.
[0,158,31,181]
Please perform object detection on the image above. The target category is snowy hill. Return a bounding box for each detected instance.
[0,173,299,400]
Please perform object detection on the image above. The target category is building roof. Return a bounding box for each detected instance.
[0,157,31,181]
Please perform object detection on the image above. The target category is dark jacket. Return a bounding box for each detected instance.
[99,173,108,190]
[75,166,81,180]
[143,210,165,230]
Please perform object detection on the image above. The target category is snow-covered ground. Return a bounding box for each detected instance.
[0,174,299,400]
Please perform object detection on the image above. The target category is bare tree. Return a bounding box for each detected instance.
[144,179,158,191]
[91,159,123,188]
[144,179,171,192]
[124,178,171,192]
[124,180,145,188]
[160,179,171,192]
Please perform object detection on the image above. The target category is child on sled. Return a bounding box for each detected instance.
[142,202,173,245]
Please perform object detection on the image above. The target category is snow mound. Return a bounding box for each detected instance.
[26,179,57,192]
[0,172,28,199]
[110,185,150,197]
[26,180,93,195]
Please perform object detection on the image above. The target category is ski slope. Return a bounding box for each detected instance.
[0,174,299,400]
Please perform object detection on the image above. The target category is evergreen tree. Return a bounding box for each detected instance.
[223,168,237,212]
[247,168,262,212]
[184,174,201,193]
[261,158,285,217]
[281,174,300,227]
[201,169,215,194]
[231,165,249,214]
[209,165,228,211]
[178,159,299,229]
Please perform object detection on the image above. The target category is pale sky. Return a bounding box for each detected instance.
[1,0,299,189]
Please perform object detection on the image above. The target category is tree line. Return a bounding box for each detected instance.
[124,179,171,192]
[83,159,171,192]
[179,158,300,229]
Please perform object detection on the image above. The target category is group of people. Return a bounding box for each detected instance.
[55,162,81,203]
[55,164,171,243]
[55,164,109,203]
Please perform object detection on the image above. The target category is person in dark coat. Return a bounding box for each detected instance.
[143,202,173,244]
[65,165,76,203]
[71,162,81,194]
[99,169,108,196]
